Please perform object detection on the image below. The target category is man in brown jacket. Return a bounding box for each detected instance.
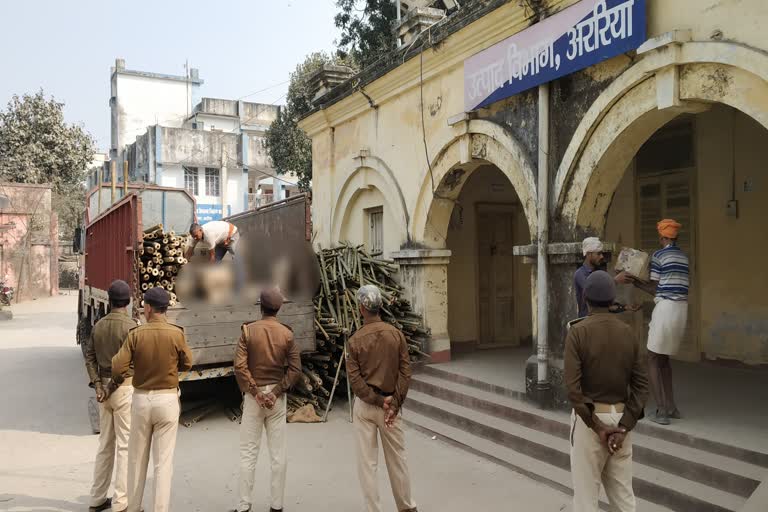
[348,284,417,512]
[83,280,137,512]
[234,287,301,512]
[565,270,649,512]
[112,287,193,512]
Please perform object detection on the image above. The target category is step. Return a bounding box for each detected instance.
[418,365,768,468]
[404,408,674,512]
[411,373,765,496]
[404,389,748,512]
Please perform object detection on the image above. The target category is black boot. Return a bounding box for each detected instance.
[89,498,111,512]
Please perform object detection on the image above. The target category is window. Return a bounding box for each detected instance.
[367,207,383,256]
[183,166,199,195]
[205,168,220,196]
[285,189,291,198]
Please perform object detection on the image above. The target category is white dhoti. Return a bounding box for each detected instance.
[647,298,688,355]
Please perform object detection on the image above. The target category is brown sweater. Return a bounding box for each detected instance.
[564,311,649,431]
[112,317,193,390]
[347,319,412,409]
[234,317,301,398]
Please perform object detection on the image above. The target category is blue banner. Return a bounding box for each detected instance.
[464,0,646,111]
[197,204,231,223]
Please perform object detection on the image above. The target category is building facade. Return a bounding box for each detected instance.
[299,0,768,399]
[0,183,59,301]
[89,59,297,222]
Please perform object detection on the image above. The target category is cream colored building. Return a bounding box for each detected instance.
[299,0,768,397]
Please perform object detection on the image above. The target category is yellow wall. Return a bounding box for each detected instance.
[446,166,532,345]
[697,106,768,364]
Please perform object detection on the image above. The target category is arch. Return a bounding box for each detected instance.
[554,41,768,231]
[411,119,538,247]
[331,155,410,245]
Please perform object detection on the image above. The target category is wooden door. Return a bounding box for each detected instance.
[477,204,517,347]
[637,169,699,361]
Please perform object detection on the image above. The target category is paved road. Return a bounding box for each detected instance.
[0,294,570,511]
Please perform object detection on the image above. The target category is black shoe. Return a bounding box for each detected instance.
[270,508,282,512]
[89,499,111,512]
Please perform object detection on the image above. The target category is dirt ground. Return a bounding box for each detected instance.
[0,294,570,511]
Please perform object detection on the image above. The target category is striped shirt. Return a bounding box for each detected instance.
[650,244,689,301]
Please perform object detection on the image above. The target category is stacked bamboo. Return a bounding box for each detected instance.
[287,244,430,416]
[137,224,189,307]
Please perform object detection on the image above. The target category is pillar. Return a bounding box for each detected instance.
[391,249,452,363]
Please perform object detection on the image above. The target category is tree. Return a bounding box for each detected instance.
[0,91,95,237]
[266,52,346,192]
[334,0,398,70]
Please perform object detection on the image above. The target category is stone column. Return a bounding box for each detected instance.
[391,249,451,363]
[515,241,616,408]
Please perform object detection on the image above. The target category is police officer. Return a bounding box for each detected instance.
[112,287,193,512]
[233,287,301,512]
[565,271,649,512]
[84,280,137,512]
[347,285,418,512]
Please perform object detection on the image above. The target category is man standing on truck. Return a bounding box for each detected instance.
[233,287,301,512]
[187,220,245,295]
[347,284,418,512]
[187,220,240,263]
[112,287,193,512]
[83,280,137,512]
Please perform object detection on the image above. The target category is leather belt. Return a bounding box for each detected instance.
[370,385,393,397]
[594,402,625,413]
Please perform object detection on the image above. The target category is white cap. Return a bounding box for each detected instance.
[582,237,604,256]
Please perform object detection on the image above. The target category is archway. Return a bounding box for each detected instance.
[412,121,536,359]
[411,120,538,247]
[555,42,768,366]
[331,157,409,256]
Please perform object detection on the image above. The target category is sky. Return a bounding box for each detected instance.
[0,0,341,151]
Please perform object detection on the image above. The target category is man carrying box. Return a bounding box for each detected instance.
[617,219,689,425]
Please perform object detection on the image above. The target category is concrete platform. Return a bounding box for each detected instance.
[439,346,768,455]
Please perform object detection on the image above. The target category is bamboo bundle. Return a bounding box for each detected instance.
[286,244,430,417]
[138,224,190,307]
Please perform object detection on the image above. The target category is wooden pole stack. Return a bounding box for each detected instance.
[287,244,430,417]
[137,224,189,307]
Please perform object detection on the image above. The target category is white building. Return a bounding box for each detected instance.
[89,58,298,222]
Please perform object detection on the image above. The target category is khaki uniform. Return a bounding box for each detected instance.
[564,311,649,512]
[347,320,417,512]
[233,317,301,512]
[112,317,193,512]
[84,310,137,511]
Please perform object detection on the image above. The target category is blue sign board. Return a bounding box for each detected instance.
[197,204,231,223]
[464,0,646,111]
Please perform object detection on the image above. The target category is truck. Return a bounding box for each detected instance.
[74,184,318,384]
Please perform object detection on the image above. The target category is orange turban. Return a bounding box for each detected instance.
[657,219,681,239]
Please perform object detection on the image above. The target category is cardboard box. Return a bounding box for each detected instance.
[615,247,650,281]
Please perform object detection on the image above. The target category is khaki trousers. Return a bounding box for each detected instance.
[90,378,133,511]
[570,409,635,512]
[126,389,180,512]
[238,386,287,512]
[354,398,417,512]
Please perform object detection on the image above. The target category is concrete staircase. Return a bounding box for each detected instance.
[404,365,768,512]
